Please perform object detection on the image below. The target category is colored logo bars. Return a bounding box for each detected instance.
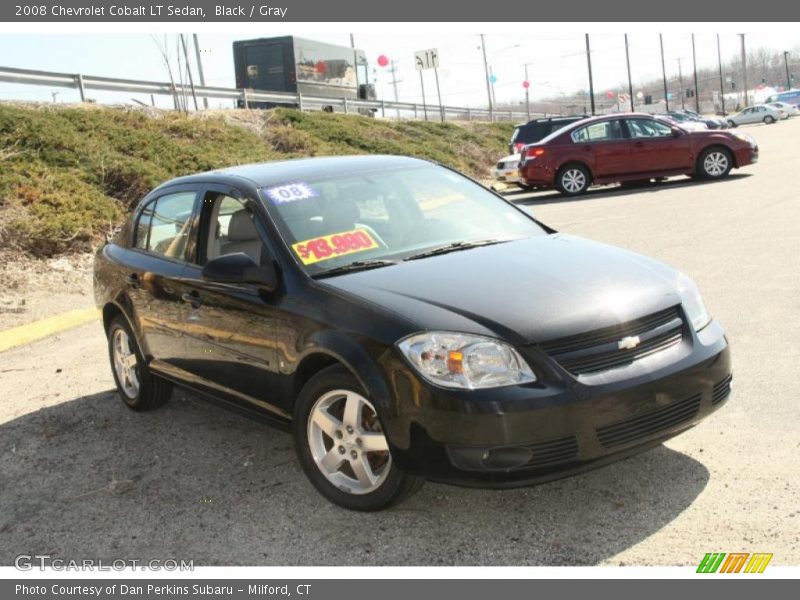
[697,553,773,573]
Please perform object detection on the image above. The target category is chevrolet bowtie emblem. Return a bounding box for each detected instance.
[618,335,641,350]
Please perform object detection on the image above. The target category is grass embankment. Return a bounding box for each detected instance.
[0,104,514,256]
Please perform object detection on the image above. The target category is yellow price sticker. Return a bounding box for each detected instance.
[292,228,379,266]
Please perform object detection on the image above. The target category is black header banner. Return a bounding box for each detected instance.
[3,0,798,22]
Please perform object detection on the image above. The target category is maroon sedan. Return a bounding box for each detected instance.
[519,113,758,196]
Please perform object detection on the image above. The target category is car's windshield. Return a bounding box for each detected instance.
[260,164,546,275]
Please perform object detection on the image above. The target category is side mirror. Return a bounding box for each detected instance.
[671,127,684,137]
[201,252,278,291]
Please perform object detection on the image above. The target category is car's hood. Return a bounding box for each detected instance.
[321,235,681,345]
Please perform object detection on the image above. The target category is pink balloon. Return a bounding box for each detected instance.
[522,81,530,89]
[377,55,390,67]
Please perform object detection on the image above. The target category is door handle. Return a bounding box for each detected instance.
[181,291,203,308]
[633,141,644,147]
[125,273,140,288]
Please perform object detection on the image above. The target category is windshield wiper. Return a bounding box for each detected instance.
[403,238,511,261]
[313,259,399,279]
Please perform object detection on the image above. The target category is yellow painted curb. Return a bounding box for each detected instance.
[0,307,101,353]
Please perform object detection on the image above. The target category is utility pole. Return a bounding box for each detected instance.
[390,59,400,119]
[192,34,208,109]
[717,34,726,115]
[677,58,685,109]
[489,65,497,107]
[659,34,669,111]
[784,51,792,89]
[585,34,595,115]
[179,34,199,111]
[739,33,748,107]
[691,34,700,113]
[524,63,531,120]
[480,34,493,120]
[624,34,634,112]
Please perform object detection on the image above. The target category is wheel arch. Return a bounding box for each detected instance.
[290,331,395,423]
[556,160,594,181]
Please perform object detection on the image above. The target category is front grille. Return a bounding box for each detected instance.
[596,393,702,449]
[712,374,733,404]
[497,161,504,169]
[523,435,579,468]
[540,306,684,375]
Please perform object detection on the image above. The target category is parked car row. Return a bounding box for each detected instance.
[492,113,759,196]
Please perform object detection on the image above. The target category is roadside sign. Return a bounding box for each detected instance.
[414,49,439,71]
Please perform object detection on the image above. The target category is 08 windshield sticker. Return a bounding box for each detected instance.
[264,182,318,205]
[292,228,379,266]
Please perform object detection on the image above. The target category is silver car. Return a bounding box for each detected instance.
[725,104,783,127]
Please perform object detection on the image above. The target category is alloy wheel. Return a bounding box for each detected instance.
[112,328,140,398]
[307,389,391,495]
[703,151,729,177]
[561,168,587,193]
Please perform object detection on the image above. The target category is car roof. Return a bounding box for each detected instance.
[154,155,433,191]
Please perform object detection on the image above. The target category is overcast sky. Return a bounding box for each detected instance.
[0,28,797,109]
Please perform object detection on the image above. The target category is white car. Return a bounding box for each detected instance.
[492,154,525,190]
[767,102,798,118]
[725,104,783,127]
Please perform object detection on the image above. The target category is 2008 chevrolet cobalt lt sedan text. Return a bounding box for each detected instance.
[94,155,732,510]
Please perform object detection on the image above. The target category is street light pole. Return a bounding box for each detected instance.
[739,33,748,107]
[659,34,669,112]
[717,34,726,115]
[677,58,685,109]
[691,34,700,113]
[480,34,493,120]
[624,34,634,112]
[785,51,792,89]
[524,63,530,120]
[585,34,595,115]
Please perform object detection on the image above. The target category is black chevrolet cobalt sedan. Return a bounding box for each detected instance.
[94,155,732,510]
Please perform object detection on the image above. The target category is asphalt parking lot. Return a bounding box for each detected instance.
[1,117,799,566]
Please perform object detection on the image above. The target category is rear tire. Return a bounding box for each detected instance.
[107,315,171,411]
[697,147,733,180]
[292,365,424,511]
[556,163,591,196]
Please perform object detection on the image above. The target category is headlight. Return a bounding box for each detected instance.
[676,272,711,332]
[397,332,536,389]
[729,130,755,144]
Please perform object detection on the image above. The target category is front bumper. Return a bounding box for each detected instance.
[735,145,758,166]
[382,320,731,488]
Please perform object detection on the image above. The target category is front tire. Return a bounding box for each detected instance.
[698,147,733,179]
[764,115,775,124]
[556,164,591,196]
[107,315,171,411]
[293,365,423,511]
[727,120,736,128]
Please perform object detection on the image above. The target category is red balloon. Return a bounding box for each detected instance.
[522,80,530,89]
[315,60,326,74]
[377,55,389,67]
[606,90,615,99]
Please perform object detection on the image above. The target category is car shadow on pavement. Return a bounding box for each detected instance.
[510,173,753,206]
[0,387,710,566]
